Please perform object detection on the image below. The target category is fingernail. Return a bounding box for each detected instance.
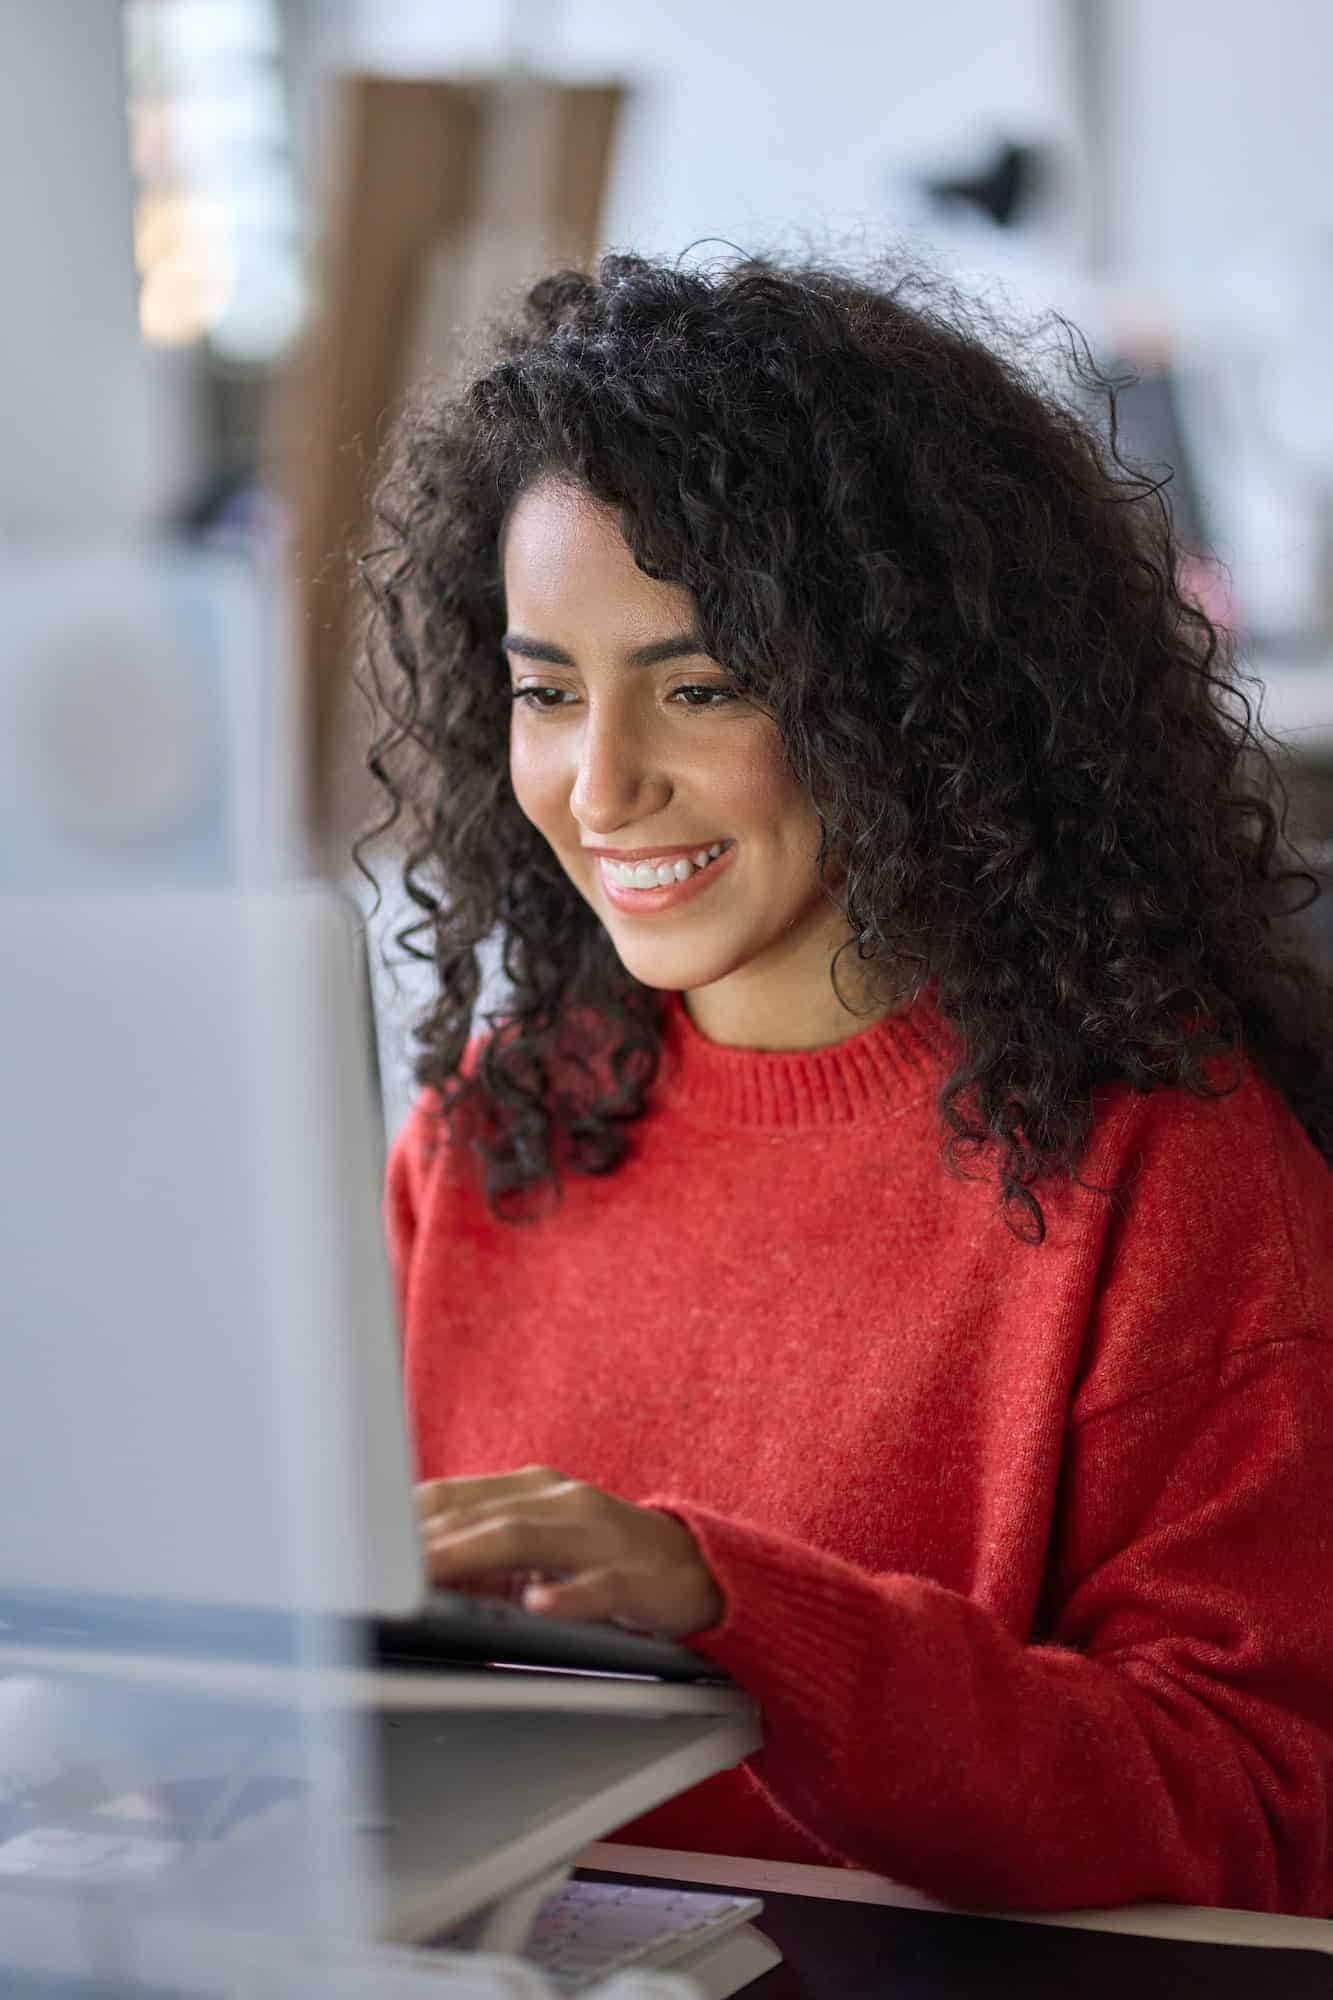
[523,1584,554,1613]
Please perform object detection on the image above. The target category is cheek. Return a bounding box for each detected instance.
[508,732,563,830]
[724,734,818,849]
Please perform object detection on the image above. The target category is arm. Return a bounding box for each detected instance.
[384,1087,439,1334]
[643,1340,1333,1916]
[383,1132,416,1334]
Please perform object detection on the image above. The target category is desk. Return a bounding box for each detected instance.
[576,1843,1333,1998]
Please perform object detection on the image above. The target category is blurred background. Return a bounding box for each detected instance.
[5,0,1333,1140]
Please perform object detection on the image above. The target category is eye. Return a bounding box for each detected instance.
[670,684,740,710]
[509,683,740,713]
[510,686,574,710]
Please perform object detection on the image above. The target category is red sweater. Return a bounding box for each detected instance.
[384,986,1333,1915]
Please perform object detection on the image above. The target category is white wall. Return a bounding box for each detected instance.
[1106,0,1333,291]
[341,0,1103,332]
[0,0,200,544]
[1099,0,1333,637]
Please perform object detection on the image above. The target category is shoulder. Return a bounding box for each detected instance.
[384,1030,487,1205]
[1085,1044,1329,1228]
[1068,1049,1332,1417]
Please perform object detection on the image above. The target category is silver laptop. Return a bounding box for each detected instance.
[0,883,727,1683]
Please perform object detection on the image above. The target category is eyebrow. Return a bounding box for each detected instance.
[501,631,710,669]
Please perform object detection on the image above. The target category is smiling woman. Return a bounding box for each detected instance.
[354,247,1333,1917]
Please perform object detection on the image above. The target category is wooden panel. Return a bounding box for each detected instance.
[268,73,626,866]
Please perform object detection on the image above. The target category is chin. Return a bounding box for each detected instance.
[610,944,740,995]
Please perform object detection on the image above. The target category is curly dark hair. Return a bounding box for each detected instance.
[355,241,1333,1244]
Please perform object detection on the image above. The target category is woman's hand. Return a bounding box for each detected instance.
[414,1465,725,1642]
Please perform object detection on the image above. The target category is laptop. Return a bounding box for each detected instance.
[0,883,729,1685]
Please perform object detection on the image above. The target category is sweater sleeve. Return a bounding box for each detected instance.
[642,1059,1333,1917]
[644,1335,1333,1914]
[383,1089,436,1336]
[383,1061,480,1333]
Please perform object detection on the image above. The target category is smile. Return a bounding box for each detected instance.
[596,841,736,914]
[603,843,727,888]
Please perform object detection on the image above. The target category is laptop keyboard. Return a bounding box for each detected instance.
[437,1878,765,1995]
[373,1588,733,1682]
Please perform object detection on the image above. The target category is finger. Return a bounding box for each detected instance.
[419,1480,595,1548]
[414,1476,525,1523]
[422,1510,593,1585]
[523,1567,624,1625]
[414,1466,566,1523]
[419,1494,565,1539]
[444,1568,546,1603]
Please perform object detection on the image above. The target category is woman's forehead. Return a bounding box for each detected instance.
[502,480,694,629]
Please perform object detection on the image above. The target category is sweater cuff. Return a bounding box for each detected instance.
[644,1495,895,1727]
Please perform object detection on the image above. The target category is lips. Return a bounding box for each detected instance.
[586,842,731,863]
[604,855,714,889]
[595,839,737,914]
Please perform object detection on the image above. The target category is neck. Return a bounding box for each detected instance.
[683,961,905,1053]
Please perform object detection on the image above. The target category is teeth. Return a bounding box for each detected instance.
[603,843,726,889]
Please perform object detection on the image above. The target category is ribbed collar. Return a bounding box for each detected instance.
[653,980,958,1130]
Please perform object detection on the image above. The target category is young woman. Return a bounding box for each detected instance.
[358,249,1333,1916]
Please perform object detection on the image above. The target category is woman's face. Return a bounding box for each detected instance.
[502,476,876,1049]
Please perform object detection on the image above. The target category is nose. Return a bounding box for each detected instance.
[568,700,671,835]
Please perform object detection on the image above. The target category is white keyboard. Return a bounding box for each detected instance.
[522,1879,769,1995]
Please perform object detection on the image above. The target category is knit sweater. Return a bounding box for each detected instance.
[383,986,1333,1915]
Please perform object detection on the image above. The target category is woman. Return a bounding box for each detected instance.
[358,249,1333,1915]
